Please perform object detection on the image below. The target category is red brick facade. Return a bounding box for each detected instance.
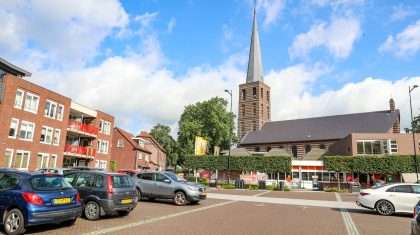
[137,132,167,170]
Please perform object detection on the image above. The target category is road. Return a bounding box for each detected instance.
[0,189,412,235]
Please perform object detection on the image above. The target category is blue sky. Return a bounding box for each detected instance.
[1,0,420,136]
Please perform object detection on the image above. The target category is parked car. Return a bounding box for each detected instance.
[70,166,106,172]
[0,170,82,235]
[411,200,420,235]
[117,169,142,177]
[131,171,206,206]
[35,168,78,175]
[64,171,137,220]
[356,183,420,215]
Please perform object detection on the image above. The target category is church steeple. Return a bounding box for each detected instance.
[246,7,264,83]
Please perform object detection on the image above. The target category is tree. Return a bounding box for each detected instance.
[150,124,179,167]
[177,97,237,162]
[404,114,420,133]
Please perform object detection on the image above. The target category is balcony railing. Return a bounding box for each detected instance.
[68,120,99,136]
[64,144,96,157]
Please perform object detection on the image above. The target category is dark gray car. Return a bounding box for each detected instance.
[64,171,137,220]
[131,171,206,206]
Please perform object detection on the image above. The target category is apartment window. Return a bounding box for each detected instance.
[101,141,109,154]
[44,100,57,118]
[9,118,19,138]
[53,129,61,145]
[36,153,49,169]
[99,120,104,132]
[242,89,246,100]
[49,155,57,168]
[40,126,53,144]
[242,104,245,117]
[137,152,142,160]
[253,103,256,116]
[97,140,102,153]
[103,121,111,135]
[57,104,64,121]
[24,93,39,113]
[145,154,149,162]
[14,151,30,170]
[19,121,35,141]
[14,89,24,109]
[117,139,124,148]
[98,160,107,170]
[3,149,13,168]
[261,88,263,98]
[390,140,398,154]
[253,87,257,98]
[357,140,398,155]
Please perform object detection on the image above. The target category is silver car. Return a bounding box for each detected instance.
[131,171,206,206]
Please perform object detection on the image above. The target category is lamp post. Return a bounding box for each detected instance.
[409,85,419,182]
[224,89,233,183]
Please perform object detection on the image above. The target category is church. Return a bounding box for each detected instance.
[235,9,420,163]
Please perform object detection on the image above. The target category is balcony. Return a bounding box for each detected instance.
[67,120,99,137]
[64,144,96,158]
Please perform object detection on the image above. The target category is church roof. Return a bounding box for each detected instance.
[246,9,263,83]
[241,110,400,145]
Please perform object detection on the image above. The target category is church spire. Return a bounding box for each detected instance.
[246,5,264,83]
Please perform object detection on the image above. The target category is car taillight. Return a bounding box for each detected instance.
[76,192,80,202]
[414,206,418,218]
[22,192,44,206]
[107,175,113,194]
[360,192,370,196]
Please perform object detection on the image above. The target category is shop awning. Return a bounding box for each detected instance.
[401,173,420,183]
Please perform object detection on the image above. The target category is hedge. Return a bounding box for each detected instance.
[184,155,291,173]
[323,155,418,174]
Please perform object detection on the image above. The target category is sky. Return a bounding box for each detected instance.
[1,0,420,137]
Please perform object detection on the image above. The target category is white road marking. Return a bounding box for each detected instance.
[254,191,271,197]
[81,201,235,235]
[336,193,360,235]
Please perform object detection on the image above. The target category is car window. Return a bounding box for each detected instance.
[387,185,414,193]
[155,173,168,182]
[96,175,104,188]
[0,173,22,190]
[75,173,96,187]
[30,175,72,191]
[64,173,77,184]
[136,173,142,179]
[413,185,420,194]
[111,175,133,188]
[141,173,154,181]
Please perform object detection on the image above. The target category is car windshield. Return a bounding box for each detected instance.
[31,175,73,191]
[111,175,133,188]
[164,172,187,183]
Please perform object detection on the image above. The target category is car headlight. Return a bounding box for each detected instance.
[187,186,199,191]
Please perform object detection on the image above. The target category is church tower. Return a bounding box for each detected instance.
[237,8,271,141]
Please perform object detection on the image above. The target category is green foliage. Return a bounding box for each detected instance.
[184,155,291,172]
[223,184,235,189]
[246,184,258,190]
[404,114,420,133]
[324,155,417,174]
[150,124,179,167]
[177,97,237,161]
[200,178,209,184]
[110,160,116,172]
[266,185,279,191]
[284,186,290,191]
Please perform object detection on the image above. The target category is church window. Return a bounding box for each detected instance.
[292,146,298,158]
[267,91,270,102]
[242,104,245,117]
[261,104,263,116]
[253,103,256,116]
[268,108,270,119]
[320,144,326,149]
[242,89,246,100]
[261,88,263,98]
[253,121,256,131]
[305,145,311,154]
[253,87,256,98]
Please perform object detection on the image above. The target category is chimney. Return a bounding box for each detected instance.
[389,98,395,113]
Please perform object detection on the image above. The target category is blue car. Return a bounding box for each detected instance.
[0,169,82,235]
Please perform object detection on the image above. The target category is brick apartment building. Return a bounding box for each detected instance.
[137,132,167,170]
[111,127,152,170]
[0,57,114,171]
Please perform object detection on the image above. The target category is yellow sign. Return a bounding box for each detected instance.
[194,136,208,155]
[214,146,220,156]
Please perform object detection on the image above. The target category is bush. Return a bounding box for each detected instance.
[223,184,235,189]
[200,178,208,184]
[266,185,278,191]
[246,184,258,190]
[325,188,340,192]
[110,160,116,172]
[185,176,196,182]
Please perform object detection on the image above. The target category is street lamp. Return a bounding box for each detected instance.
[224,89,233,182]
[409,85,419,182]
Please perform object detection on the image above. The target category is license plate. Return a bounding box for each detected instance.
[54,198,71,205]
[121,198,133,204]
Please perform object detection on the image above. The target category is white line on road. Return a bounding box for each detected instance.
[81,200,235,235]
[254,191,271,197]
[336,193,360,235]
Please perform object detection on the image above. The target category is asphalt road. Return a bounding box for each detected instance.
[0,190,412,235]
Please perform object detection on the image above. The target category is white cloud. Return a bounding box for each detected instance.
[390,5,416,22]
[167,17,176,33]
[289,18,361,60]
[257,0,285,27]
[134,12,158,28]
[379,20,420,58]
[0,0,128,69]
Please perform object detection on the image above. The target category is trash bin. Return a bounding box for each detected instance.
[240,180,245,189]
[278,181,285,191]
[258,180,266,190]
[350,182,361,193]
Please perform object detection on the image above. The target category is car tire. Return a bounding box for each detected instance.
[135,188,141,202]
[375,200,395,216]
[117,210,130,216]
[84,201,101,221]
[173,191,187,206]
[4,209,26,235]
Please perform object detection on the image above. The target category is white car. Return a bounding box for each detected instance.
[357,183,420,215]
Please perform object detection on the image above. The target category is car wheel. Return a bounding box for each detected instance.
[135,188,141,202]
[173,191,187,206]
[84,201,101,220]
[4,209,26,235]
[375,200,395,216]
[117,210,130,216]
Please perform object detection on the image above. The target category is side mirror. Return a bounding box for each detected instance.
[163,179,171,184]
